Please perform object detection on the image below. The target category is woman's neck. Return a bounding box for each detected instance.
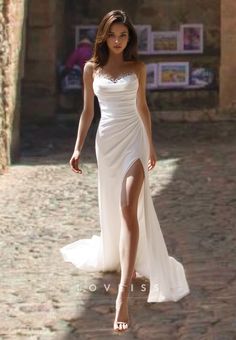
[107,52,124,67]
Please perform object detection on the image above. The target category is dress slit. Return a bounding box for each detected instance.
[60,72,190,303]
[119,157,145,203]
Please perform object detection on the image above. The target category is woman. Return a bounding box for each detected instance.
[65,37,93,74]
[60,10,190,333]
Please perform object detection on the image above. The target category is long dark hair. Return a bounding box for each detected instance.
[91,10,138,69]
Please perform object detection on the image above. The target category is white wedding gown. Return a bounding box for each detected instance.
[60,71,190,302]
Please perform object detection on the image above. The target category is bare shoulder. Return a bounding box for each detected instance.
[84,61,96,77]
[129,61,146,85]
[127,60,145,78]
[135,60,146,75]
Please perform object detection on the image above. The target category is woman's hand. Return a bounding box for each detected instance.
[70,150,82,174]
[148,143,157,171]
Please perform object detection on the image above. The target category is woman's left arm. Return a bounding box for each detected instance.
[136,62,157,170]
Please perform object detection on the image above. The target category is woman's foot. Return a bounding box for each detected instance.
[113,284,129,333]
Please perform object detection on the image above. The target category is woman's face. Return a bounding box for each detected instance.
[106,23,129,54]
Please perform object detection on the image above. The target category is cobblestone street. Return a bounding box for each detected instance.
[0,120,236,340]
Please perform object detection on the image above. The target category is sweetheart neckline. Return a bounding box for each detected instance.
[94,72,138,83]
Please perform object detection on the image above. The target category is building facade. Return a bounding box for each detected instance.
[0,0,235,172]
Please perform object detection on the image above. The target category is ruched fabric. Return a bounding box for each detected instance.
[60,73,190,302]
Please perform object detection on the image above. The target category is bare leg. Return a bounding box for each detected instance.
[113,159,144,332]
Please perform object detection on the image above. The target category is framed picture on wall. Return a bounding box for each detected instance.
[134,25,151,54]
[151,31,181,54]
[188,67,215,88]
[75,25,97,47]
[157,62,189,88]
[146,63,158,89]
[180,24,204,53]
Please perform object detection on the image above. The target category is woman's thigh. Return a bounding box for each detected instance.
[120,159,144,220]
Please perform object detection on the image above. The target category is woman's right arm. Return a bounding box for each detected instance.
[70,61,95,173]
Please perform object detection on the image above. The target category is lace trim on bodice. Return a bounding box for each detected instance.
[94,71,137,83]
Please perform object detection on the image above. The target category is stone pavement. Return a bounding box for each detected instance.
[0,119,236,340]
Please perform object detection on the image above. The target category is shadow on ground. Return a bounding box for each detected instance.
[3,119,235,339]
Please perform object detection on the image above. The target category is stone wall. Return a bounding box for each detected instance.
[21,0,66,123]
[65,0,220,112]
[1,0,236,172]
[0,0,26,172]
[220,0,236,109]
[66,0,220,53]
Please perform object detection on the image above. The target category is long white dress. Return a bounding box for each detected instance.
[60,71,190,303]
